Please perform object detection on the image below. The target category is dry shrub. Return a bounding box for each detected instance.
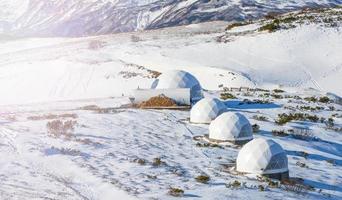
[46,120,77,139]
[5,115,17,122]
[272,130,289,137]
[88,40,106,50]
[95,108,122,114]
[252,124,260,133]
[226,180,242,189]
[152,157,166,167]
[290,128,314,141]
[150,70,162,78]
[195,175,210,184]
[50,146,82,156]
[79,105,101,110]
[133,158,146,165]
[168,187,184,197]
[29,114,57,120]
[139,95,177,108]
[226,22,246,30]
[28,113,78,121]
[118,71,143,79]
[131,35,142,42]
[253,115,269,121]
[78,105,122,114]
[75,138,102,146]
[281,178,314,195]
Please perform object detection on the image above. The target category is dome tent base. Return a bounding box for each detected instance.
[263,171,289,181]
[203,135,252,146]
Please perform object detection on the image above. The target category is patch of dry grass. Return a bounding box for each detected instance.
[46,120,77,139]
[78,105,122,114]
[168,187,184,197]
[139,95,177,108]
[5,115,17,122]
[28,113,78,121]
[195,175,210,184]
[281,178,314,195]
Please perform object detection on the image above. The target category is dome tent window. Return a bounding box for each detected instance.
[208,112,253,145]
[236,138,289,180]
[190,98,226,124]
[152,70,203,103]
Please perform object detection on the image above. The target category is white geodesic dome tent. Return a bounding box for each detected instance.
[190,98,226,124]
[209,112,253,145]
[152,70,203,102]
[236,138,289,179]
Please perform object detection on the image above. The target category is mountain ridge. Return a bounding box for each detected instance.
[1,0,341,37]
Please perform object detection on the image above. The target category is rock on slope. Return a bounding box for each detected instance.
[0,0,341,36]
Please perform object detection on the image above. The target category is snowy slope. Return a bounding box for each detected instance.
[0,88,341,199]
[0,8,341,106]
[0,0,341,36]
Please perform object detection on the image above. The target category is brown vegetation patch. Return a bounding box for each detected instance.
[46,120,77,139]
[28,113,78,121]
[88,40,107,50]
[281,178,314,194]
[5,115,18,122]
[79,105,101,110]
[168,187,184,197]
[78,105,123,114]
[139,95,177,108]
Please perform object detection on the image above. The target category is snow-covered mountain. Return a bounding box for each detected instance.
[0,0,341,36]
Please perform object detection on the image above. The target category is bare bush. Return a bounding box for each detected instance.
[290,128,314,141]
[50,146,82,156]
[253,115,269,121]
[28,113,78,121]
[195,175,210,184]
[226,180,243,189]
[281,178,313,195]
[252,124,260,133]
[88,40,106,50]
[168,187,184,197]
[152,157,166,167]
[131,35,142,43]
[46,120,77,139]
[78,105,123,114]
[272,130,289,137]
[79,105,101,110]
[5,115,17,122]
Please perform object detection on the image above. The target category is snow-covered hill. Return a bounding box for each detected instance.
[0,0,341,36]
[0,76,341,199]
[0,8,341,105]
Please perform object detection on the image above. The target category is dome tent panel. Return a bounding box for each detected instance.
[209,112,253,145]
[264,152,288,173]
[153,70,203,102]
[239,124,253,138]
[236,138,288,180]
[190,98,226,124]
